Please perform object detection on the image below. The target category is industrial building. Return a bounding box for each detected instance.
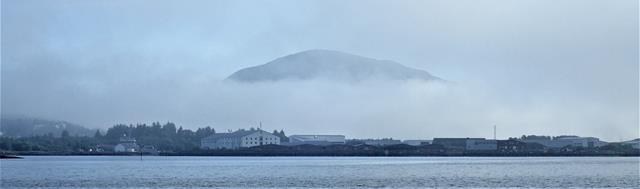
[201,129,280,150]
[465,138,498,151]
[287,135,346,146]
[520,135,607,148]
[402,140,432,146]
[622,139,640,149]
[432,138,497,151]
[360,139,402,146]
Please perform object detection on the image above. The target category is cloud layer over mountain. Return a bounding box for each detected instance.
[1,0,637,141]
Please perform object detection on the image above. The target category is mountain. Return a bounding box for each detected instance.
[0,115,96,137]
[227,49,442,82]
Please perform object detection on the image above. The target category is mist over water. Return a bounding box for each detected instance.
[200,79,638,140]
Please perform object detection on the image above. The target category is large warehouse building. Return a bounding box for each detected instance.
[201,129,280,150]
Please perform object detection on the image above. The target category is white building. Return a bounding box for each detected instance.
[115,143,139,152]
[114,136,139,152]
[201,129,280,150]
[288,135,346,146]
[554,136,607,148]
[403,140,432,146]
[521,135,607,148]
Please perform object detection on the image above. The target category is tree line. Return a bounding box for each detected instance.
[0,122,286,152]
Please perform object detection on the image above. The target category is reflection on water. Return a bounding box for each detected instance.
[1,156,639,188]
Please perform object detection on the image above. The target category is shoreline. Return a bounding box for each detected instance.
[6,152,639,157]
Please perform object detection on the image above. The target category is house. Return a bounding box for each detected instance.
[114,136,139,153]
[287,135,346,146]
[201,129,280,150]
[114,143,139,152]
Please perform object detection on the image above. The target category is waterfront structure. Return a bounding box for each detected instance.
[497,139,545,153]
[402,140,432,146]
[141,145,159,155]
[465,138,497,151]
[520,135,607,148]
[360,138,402,146]
[114,136,139,152]
[287,135,346,146]
[433,138,497,151]
[622,139,639,149]
[95,144,115,152]
[433,138,475,150]
[201,129,280,150]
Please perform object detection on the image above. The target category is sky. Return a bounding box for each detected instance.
[1,0,638,141]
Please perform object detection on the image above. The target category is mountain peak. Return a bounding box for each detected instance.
[227,50,442,82]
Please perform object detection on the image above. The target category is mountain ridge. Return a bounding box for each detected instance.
[227,49,442,82]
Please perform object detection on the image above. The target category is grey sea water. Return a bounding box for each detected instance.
[1,156,638,188]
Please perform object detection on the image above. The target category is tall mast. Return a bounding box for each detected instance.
[493,125,497,140]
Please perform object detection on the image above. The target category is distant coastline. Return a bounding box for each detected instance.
[3,121,638,158]
[6,144,639,157]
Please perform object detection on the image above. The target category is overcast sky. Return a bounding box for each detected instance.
[2,0,638,141]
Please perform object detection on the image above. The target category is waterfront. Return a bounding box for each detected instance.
[1,156,638,188]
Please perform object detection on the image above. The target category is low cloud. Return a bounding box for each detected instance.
[5,75,635,141]
[1,0,637,141]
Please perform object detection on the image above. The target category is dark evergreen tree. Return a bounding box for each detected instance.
[162,122,177,136]
[61,130,70,138]
[94,130,103,138]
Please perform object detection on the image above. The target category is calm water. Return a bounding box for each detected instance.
[1,156,638,189]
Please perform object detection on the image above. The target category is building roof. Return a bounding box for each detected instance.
[119,136,136,143]
[555,136,599,140]
[203,129,274,141]
[624,138,640,143]
[433,138,485,141]
[289,135,345,142]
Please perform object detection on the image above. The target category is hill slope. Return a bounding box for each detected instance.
[0,115,96,137]
[227,50,442,82]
